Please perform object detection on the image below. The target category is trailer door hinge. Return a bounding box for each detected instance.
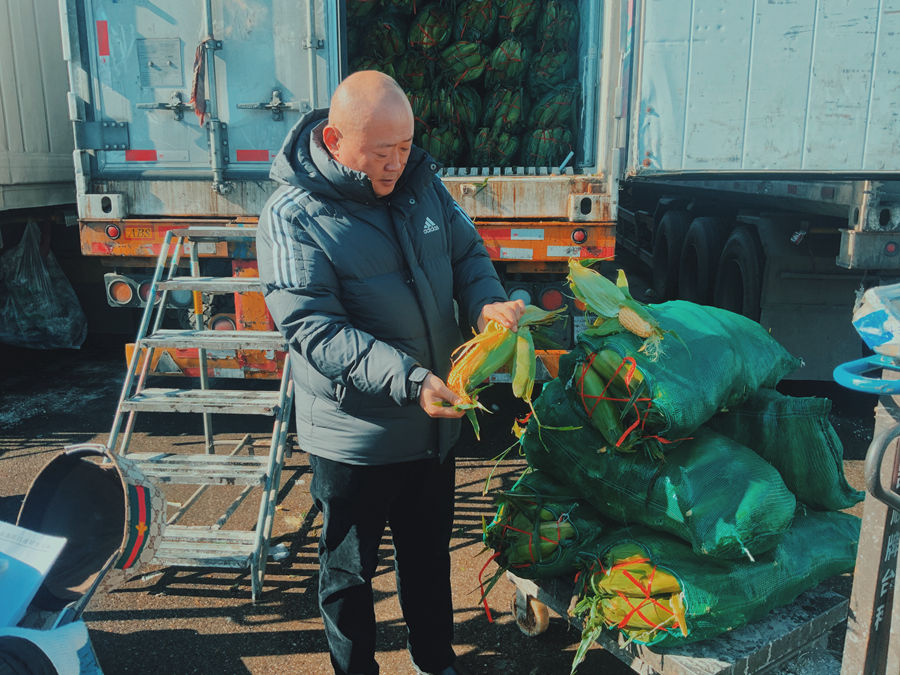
[303,38,324,49]
[75,121,130,151]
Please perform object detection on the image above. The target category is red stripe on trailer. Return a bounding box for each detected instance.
[477,228,512,242]
[236,149,270,162]
[96,21,110,56]
[125,150,158,162]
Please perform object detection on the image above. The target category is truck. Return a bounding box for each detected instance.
[57,0,899,380]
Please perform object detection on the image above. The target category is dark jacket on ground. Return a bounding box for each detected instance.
[257,108,507,464]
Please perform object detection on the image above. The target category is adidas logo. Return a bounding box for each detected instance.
[423,217,439,235]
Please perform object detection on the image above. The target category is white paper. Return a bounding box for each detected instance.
[0,520,67,627]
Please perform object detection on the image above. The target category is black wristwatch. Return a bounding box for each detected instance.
[406,366,430,404]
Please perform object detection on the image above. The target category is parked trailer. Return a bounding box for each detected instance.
[615,0,900,380]
[0,0,74,219]
[59,0,622,376]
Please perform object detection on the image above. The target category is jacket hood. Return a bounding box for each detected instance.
[269,108,439,206]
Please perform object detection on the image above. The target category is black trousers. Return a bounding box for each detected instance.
[309,453,457,675]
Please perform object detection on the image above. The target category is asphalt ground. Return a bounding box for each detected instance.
[0,339,876,675]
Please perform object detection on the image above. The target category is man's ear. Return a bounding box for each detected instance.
[322,125,340,155]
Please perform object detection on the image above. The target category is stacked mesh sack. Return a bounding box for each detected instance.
[346,0,581,168]
[485,259,863,668]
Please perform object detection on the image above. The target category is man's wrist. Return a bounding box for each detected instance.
[406,366,430,404]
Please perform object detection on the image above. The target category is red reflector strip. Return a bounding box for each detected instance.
[125,149,158,162]
[97,20,110,56]
[236,149,270,162]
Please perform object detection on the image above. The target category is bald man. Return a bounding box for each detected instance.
[257,71,523,675]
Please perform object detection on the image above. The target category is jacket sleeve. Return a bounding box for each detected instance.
[435,179,508,327]
[257,194,417,405]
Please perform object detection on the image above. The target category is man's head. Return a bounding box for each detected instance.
[322,71,415,198]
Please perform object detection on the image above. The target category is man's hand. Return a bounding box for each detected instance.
[477,299,526,333]
[419,373,466,419]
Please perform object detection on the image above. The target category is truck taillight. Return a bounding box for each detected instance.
[539,288,564,311]
[105,224,121,239]
[138,280,159,304]
[210,313,237,331]
[508,287,532,306]
[106,275,136,306]
[571,228,587,244]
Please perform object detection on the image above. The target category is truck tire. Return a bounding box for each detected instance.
[651,210,690,300]
[678,217,729,305]
[714,226,764,321]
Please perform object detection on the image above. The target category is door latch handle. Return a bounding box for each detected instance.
[137,91,194,121]
[236,89,296,121]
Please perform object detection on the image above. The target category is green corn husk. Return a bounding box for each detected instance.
[497,0,540,34]
[349,57,397,82]
[408,89,436,125]
[528,82,579,129]
[409,4,453,51]
[441,41,488,85]
[455,0,498,42]
[396,52,432,91]
[472,127,520,166]
[418,124,464,165]
[539,0,580,46]
[529,49,574,92]
[347,0,380,20]
[485,38,530,88]
[365,19,407,60]
[524,127,574,167]
[436,85,482,129]
[483,87,527,132]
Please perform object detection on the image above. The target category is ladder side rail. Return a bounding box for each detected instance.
[252,360,294,597]
[149,238,186,335]
[117,235,186,454]
[189,239,215,453]
[108,231,178,452]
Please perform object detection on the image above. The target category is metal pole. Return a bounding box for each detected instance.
[202,0,231,195]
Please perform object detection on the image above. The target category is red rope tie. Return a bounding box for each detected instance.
[478,551,501,622]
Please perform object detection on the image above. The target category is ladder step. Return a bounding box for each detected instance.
[153,526,257,568]
[125,453,269,485]
[121,388,282,415]
[158,277,263,293]
[172,227,257,241]
[140,329,285,350]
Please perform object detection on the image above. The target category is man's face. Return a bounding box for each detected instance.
[327,113,413,197]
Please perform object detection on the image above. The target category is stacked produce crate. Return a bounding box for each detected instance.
[347,0,581,168]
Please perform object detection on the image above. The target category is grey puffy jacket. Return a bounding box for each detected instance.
[257,109,507,464]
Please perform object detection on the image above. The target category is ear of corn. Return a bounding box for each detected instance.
[511,327,536,402]
[447,319,517,406]
[567,259,624,317]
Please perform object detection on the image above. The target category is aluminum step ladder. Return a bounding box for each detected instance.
[107,226,293,602]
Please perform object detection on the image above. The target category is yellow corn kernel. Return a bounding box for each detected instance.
[617,303,655,339]
[447,321,516,404]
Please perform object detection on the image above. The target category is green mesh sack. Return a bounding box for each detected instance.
[471,127,520,166]
[523,379,797,560]
[560,300,802,453]
[497,0,540,34]
[409,4,453,51]
[529,82,579,128]
[529,49,573,91]
[485,38,530,88]
[574,510,860,655]
[347,0,380,20]
[707,389,864,511]
[396,52,432,90]
[440,41,488,85]
[365,19,408,60]
[483,87,527,131]
[455,0,498,42]
[417,124,463,164]
[408,89,436,125]
[436,85,482,129]
[538,0,580,46]
[523,127,573,166]
[349,57,397,81]
[484,469,606,580]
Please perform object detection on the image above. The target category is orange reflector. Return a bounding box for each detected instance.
[109,280,134,304]
[540,288,564,311]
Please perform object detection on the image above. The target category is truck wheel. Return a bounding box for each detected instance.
[714,226,763,321]
[678,217,729,305]
[651,210,690,300]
